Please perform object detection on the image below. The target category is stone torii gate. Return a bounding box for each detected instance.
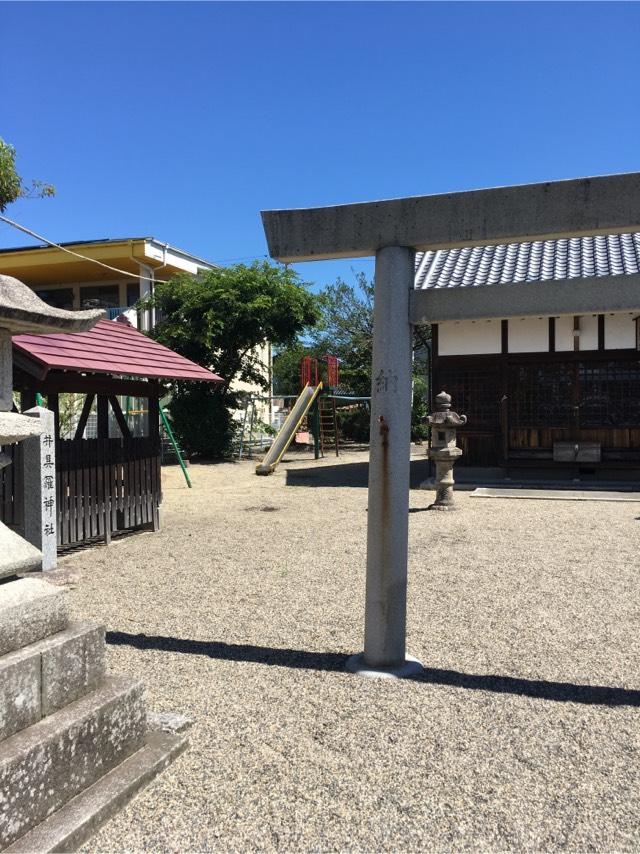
[261,172,640,678]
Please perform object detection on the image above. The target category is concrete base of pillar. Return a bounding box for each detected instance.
[345,653,423,680]
[427,503,458,511]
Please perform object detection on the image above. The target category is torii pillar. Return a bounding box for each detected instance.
[261,172,640,678]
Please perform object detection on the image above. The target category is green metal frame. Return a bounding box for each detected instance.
[160,407,192,488]
[309,398,321,460]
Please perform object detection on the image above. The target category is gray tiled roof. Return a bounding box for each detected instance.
[414,233,640,289]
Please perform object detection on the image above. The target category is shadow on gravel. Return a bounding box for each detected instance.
[107,631,347,671]
[285,458,431,489]
[107,631,640,707]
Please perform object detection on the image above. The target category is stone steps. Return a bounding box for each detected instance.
[0,622,106,741]
[5,729,188,853]
[0,675,146,849]
[0,575,188,852]
[0,578,69,657]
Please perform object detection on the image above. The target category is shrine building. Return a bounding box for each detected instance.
[416,233,640,479]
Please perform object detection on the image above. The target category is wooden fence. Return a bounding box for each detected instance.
[0,437,160,549]
[56,437,161,547]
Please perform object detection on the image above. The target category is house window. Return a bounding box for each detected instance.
[79,285,120,309]
[127,282,140,307]
[35,288,74,310]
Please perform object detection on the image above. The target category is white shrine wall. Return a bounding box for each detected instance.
[437,311,638,355]
[605,312,637,349]
[508,317,548,353]
[438,319,501,355]
[555,316,576,351]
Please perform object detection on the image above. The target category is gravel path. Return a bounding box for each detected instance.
[66,448,640,852]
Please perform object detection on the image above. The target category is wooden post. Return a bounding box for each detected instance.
[97,395,109,439]
[47,393,60,439]
[108,396,132,439]
[147,397,161,531]
[74,394,95,440]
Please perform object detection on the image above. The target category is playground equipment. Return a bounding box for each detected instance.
[122,397,192,488]
[255,382,323,475]
[255,354,344,476]
[253,355,374,475]
[235,393,298,460]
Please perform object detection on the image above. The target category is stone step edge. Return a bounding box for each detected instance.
[0,675,146,849]
[0,579,69,658]
[4,728,189,853]
[0,622,106,742]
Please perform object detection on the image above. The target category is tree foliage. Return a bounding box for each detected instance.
[274,271,432,441]
[0,138,54,212]
[309,272,374,396]
[147,262,319,458]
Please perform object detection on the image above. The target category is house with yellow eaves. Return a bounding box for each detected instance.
[0,237,215,331]
[0,236,273,409]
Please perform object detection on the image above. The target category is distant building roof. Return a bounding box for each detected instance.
[415,232,640,290]
[13,318,223,384]
[0,237,149,254]
[0,237,218,287]
[0,236,218,270]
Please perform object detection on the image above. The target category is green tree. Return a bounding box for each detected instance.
[310,272,374,396]
[272,343,307,396]
[309,271,431,439]
[147,262,319,458]
[0,138,54,212]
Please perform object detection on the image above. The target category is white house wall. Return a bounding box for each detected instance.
[438,311,638,355]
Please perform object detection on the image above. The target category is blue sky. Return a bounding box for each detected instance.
[2,1,640,291]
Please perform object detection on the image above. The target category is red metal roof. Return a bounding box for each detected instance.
[13,318,223,383]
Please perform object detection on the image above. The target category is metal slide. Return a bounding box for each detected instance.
[255,382,323,475]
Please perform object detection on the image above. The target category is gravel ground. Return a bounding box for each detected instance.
[64,447,640,852]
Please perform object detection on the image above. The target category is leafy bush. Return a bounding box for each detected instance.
[337,406,370,442]
[411,375,429,442]
[168,385,237,460]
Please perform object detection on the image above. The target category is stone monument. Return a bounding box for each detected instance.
[426,391,467,511]
[0,276,189,852]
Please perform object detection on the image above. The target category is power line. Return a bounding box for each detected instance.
[216,253,269,264]
[0,214,171,283]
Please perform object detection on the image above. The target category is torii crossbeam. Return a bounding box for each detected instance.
[261,172,640,678]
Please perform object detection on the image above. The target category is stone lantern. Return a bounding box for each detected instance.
[426,391,467,511]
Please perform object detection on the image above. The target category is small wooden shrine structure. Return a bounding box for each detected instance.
[4,317,221,548]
